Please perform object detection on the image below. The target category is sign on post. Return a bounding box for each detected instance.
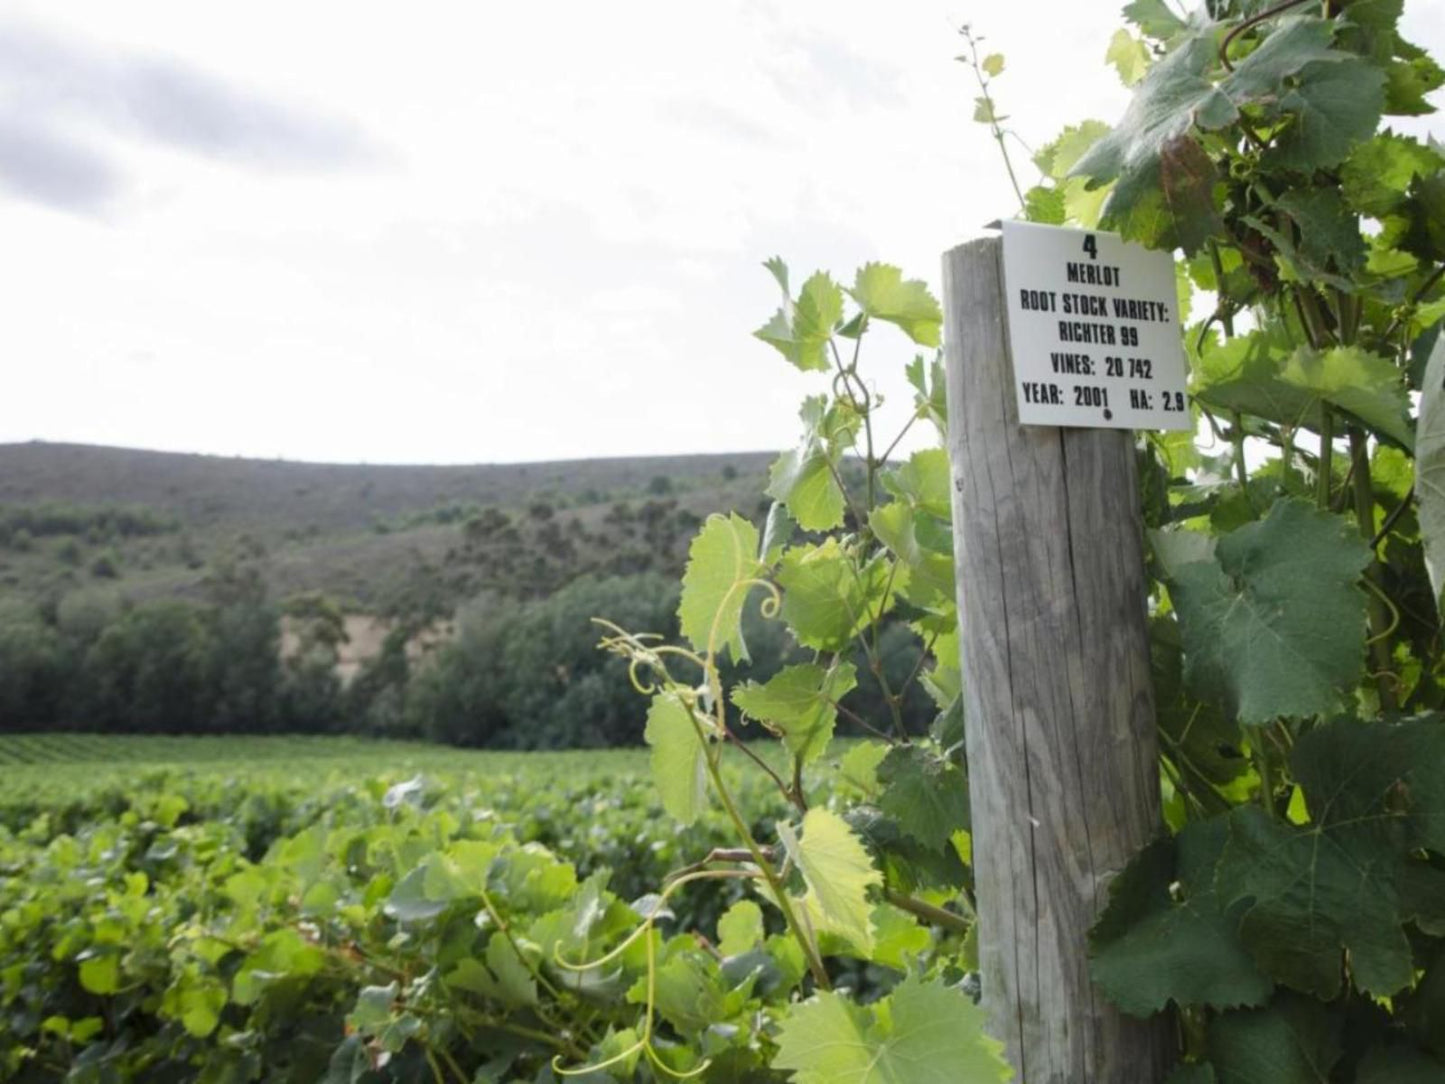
[1000,220,1190,431]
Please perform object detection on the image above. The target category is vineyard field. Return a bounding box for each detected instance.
[0,734,828,1082]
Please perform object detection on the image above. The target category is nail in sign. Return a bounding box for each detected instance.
[999,220,1191,431]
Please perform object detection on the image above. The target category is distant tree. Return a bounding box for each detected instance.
[647,475,673,496]
[79,600,212,733]
[90,549,120,578]
[0,600,62,729]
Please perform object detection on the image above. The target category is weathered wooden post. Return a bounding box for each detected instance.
[941,231,1174,1082]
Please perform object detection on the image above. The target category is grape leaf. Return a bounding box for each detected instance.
[1089,819,1272,1016]
[876,744,970,852]
[1024,184,1067,224]
[1107,29,1152,87]
[732,660,857,765]
[1417,337,1445,609]
[1193,334,1413,450]
[1166,1065,1217,1084]
[847,264,942,347]
[777,541,902,652]
[1150,615,1247,789]
[767,396,857,532]
[881,448,952,520]
[716,899,764,957]
[644,692,708,827]
[1341,132,1445,217]
[1355,1045,1445,1083]
[781,807,881,953]
[1215,721,1430,998]
[769,447,846,532]
[870,503,954,612]
[982,53,1005,78]
[679,512,762,661]
[1166,500,1369,724]
[1071,33,1234,241]
[1123,0,1188,42]
[772,974,1011,1083]
[755,270,844,372]
[1268,59,1387,171]
[1204,993,1342,1084]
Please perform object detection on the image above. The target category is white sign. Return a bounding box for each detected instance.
[999,220,1191,431]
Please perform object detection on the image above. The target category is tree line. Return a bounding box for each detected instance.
[0,560,938,746]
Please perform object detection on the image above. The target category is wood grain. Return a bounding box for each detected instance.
[942,236,1172,1082]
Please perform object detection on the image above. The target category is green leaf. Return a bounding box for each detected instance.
[1071,33,1234,244]
[1415,337,1445,609]
[1268,59,1387,171]
[767,397,857,532]
[905,353,948,436]
[777,540,901,652]
[848,264,942,347]
[1167,500,1369,724]
[348,982,397,1033]
[1215,721,1434,998]
[1341,132,1445,218]
[973,96,1001,125]
[772,974,1012,1083]
[1089,820,1272,1016]
[1270,188,1367,278]
[679,512,762,661]
[1205,993,1342,1084]
[982,53,1005,78]
[716,899,764,957]
[78,953,120,995]
[644,692,708,827]
[1123,0,1187,41]
[1107,29,1152,87]
[761,500,798,565]
[755,270,844,372]
[785,807,882,953]
[173,975,227,1038]
[1024,184,1067,225]
[482,931,539,1007]
[876,744,970,851]
[882,448,952,520]
[1385,51,1445,116]
[1150,614,1247,789]
[732,661,857,765]
[769,447,846,532]
[871,503,954,612]
[1404,172,1445,263]
[1356,1045,1445,1083]
[639,948,730,1035]
[1193,331,1413,448]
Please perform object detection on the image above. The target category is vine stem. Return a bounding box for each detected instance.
[884,888,974,933]
[699,585,833,990]
[1348,427,1399,712]
[1317,409,1334,509]
[958,24,1027,212]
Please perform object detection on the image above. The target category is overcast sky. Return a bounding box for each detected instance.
[2,2,1441,465]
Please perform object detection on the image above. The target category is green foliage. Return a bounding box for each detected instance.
[772,975,1010,1083]
[593,254,993,1079]
[989,3,1445,1077]
[0,739,805,1082]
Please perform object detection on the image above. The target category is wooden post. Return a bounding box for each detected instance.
[941,236,1172,1082]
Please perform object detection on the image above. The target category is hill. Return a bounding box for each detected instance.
[0,442,775,611]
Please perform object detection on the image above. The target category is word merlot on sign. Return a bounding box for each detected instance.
[999,220,1191,431]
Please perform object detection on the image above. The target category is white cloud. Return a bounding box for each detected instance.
[0,1,1439,465]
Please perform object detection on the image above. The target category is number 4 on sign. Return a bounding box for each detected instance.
[1082,234,1098,261]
